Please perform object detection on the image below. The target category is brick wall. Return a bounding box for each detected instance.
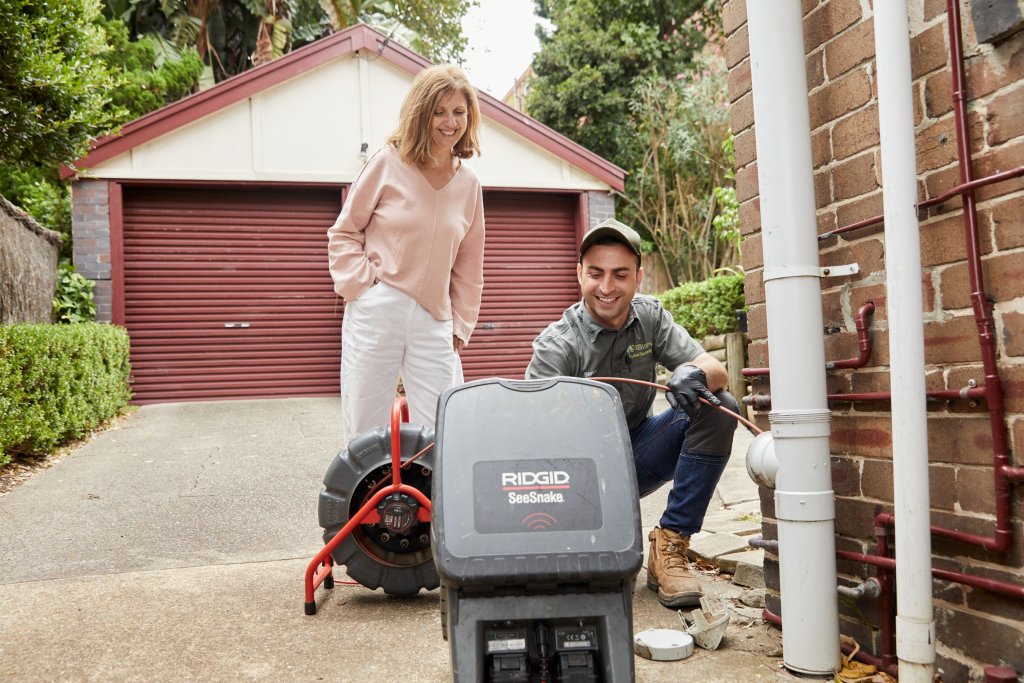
[71,180,112,322]
[586,190,616,228]
[727,0,1024,677]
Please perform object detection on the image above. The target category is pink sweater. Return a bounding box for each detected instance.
[327,146,485,342]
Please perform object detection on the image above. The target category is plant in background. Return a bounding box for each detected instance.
[622,49,738,286]
[656,274,744,339]
[53,263,97,324]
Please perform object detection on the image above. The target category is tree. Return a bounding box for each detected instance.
[622,52,738,285]
[0,0,121,170]
[527,0,715,167]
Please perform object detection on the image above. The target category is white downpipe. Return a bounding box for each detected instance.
[747,1,840,676]
[873,5,936,681]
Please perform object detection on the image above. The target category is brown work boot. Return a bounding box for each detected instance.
[647,527,702,608]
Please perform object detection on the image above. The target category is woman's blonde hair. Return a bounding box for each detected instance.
[387,64,481,166]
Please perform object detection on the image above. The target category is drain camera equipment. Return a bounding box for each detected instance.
[432,377,643,682]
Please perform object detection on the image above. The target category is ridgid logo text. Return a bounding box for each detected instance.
[501,470,570,505]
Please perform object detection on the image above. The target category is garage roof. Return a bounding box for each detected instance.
[65,24,625,192]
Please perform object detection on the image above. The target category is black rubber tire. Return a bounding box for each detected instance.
[318,422,438,597]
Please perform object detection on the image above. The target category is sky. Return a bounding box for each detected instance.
[460,0,547,97]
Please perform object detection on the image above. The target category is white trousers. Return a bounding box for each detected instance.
[340,282,463,441]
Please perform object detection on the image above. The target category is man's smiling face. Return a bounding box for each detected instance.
[577,241,644,330]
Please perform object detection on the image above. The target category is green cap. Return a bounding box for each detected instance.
[579,218,642,259]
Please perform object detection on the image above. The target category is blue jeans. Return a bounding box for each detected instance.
[630,390,739,536]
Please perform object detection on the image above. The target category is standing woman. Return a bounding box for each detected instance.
[327,64,485,439]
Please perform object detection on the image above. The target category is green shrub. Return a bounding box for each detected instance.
[53,262,97,323]
[656,274,745,340]
[0,323,131,465]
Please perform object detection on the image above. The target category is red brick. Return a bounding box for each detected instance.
[730,91,754,130]
[930,464,958,511]
[825,20,875,80]
[941,250,1024,309]
[814,167,832,207]
[835,191,885,236]
[831,455,861,497]
[747,302,767,339]
[817,209,837,236]
[725,22,748,68]
[966,38,1024,100]
[739,196,760,235]
[810,127,831,168]
[735,160,759,203]
[956,465,998,514]
[973,137,1024,203]
[935,604,1024,671]
[744,269,765,305]
[910,23,949,80]
[747,339,768,367]
[991,195,1024,250]
[835,497,884,538]
[1002,364,1024,413]
[728,57,752,101]
[924,0,946,21]
[913,79,924,126]
[1004,311,1024,356]
[850,282,888,322]
[924,315,985,363]
[741,230,763,270]
[927,416,995,465]
[1013,417,1024,461]
[733,127,756,168]
[832,104,879,160]
[923,163,962,214]
[804,0,862,50]
[809,68,873,129]
[860,456,892,499]
[920,211,969,267]
[722,0,747,35]
[832,415,894,457]
[925,68,953,118]
[986,83,1024,146]
[807,49,825,91]
[832,151,879,201]
[916,116,960,173]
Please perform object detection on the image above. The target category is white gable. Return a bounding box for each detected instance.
[87,55,610,191]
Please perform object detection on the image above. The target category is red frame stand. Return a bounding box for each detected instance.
[303,397,433,615]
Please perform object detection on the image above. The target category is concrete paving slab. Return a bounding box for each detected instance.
[0,395,784,681]
[716,549,765,574]
[688,533,753,562]
[733,561,768,589]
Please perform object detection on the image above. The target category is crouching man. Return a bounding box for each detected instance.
[525,218,739,608]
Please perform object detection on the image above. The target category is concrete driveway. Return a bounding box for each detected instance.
[0,397,787,682]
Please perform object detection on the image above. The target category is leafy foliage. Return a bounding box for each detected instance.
[53,262,97,324]
[99,17,204,120]
[0,0,122,170]
[656,274,744,339]
[528,0,717,167]
[623,51,738,284]
[0,323,131,465]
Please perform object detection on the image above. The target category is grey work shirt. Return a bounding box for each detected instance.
[525,296,705,431]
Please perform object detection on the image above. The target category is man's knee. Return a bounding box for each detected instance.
[683,390,739,454]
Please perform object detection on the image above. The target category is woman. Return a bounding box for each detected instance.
[327,64,485,439]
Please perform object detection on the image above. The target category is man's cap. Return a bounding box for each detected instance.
[579,218,643,259]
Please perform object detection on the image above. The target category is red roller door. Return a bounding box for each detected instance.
[121,187,580,402]
[121,186,343,402]
[462,192,580,380]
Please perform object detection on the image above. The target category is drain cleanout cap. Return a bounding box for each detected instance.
[633,628,695,661]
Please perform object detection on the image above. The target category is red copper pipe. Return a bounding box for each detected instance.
[874,521,897,669]
[743,301,876,377]
[821,165,1024,239]
[896,0,1018,555]
[744,385,986,408]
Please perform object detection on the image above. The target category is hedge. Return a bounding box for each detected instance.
[656,274,745,340]
[0,323,131,465]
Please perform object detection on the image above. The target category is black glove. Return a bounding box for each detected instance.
[666,364,721,418]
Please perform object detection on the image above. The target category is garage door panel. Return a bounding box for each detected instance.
[122,187,581,401]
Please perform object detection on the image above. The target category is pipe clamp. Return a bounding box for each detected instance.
[770,410,832,438]
[775,490,835,521]
[895,617,937,664]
